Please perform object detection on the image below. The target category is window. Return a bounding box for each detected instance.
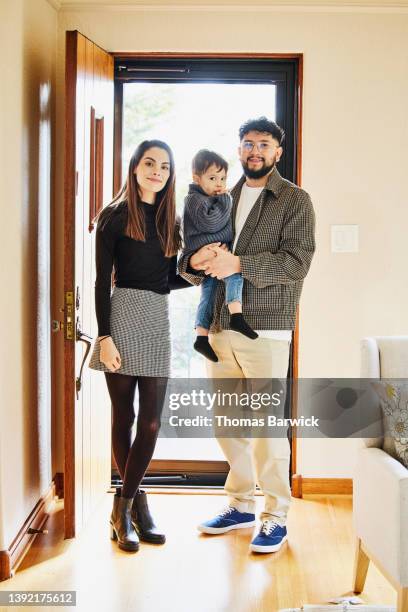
[114,56,300,471]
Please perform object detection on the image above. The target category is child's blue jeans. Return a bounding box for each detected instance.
[195,273,243,331]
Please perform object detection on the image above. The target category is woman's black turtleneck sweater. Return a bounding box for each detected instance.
[95,200,191,336]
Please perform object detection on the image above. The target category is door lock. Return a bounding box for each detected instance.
[52,320,64,332]
[65,291,74,340]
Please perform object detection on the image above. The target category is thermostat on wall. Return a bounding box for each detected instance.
[331,224,359,253]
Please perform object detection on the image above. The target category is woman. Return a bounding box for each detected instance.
[89,140,191,552]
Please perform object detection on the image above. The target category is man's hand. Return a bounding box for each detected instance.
[190,242,229,270]
[204,246,241,279]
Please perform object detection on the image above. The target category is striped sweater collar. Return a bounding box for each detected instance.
[188,182,208,196]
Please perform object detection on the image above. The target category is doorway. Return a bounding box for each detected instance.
[112,54,302,485]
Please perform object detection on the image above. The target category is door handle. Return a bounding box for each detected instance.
[76,319,93,399]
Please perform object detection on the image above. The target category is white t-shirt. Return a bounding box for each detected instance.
[233,182,292,342]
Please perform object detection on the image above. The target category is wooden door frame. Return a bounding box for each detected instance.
[64,30,79,539]
[111,51,303,482]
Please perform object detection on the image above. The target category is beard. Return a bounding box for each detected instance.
[241,158,275,179]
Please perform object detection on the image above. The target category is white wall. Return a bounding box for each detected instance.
[54,4,408,478]
[0,0,57,550]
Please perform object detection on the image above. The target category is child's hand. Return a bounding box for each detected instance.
[214,187,229,195]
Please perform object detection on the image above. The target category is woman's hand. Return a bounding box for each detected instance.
[190,242,229,270]
[99,337,121,372]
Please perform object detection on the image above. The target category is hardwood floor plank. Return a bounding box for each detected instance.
[0,494,396,612]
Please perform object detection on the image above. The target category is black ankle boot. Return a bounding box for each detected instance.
[131,489,166,544]
[110,490,140,552]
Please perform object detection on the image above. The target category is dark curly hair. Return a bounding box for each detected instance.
[239,116,285,145]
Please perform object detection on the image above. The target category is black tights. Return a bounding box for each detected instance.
[104,373,168,499]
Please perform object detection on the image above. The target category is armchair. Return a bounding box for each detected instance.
[353,336,408,612]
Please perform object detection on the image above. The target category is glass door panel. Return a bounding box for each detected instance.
[122,82,277,463]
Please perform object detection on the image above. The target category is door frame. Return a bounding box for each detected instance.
[64,31,78,539]
[111,51,303,482]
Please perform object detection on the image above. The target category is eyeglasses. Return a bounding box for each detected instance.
[242,141,280,152]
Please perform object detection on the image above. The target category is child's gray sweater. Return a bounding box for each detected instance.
[182,183,233,254]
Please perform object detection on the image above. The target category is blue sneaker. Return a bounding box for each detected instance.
[198,506,256,534]
[250,520,287,553]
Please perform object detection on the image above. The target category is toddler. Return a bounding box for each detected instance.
[181,149,258,362]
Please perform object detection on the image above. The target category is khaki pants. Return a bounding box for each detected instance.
[208,330,291,524]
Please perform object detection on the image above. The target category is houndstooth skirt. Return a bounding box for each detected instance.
[88,286,171,377]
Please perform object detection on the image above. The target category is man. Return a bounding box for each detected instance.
[178,117,316,553]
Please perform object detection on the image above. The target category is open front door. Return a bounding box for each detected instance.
[64,30,114,538]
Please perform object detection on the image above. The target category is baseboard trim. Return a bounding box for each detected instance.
[291,474,303,498]
[0,551,11,584]
[0,481,57,582]
[148,459,229,474]
[291,475,353,497]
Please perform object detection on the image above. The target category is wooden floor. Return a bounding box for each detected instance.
[0,492,396,612]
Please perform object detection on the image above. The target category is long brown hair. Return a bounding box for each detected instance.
[95,140,180,256]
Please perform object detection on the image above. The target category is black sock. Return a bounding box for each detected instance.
[230,313,258,340]
[194,336,218,362]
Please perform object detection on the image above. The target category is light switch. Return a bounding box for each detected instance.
[331,225,359,253]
